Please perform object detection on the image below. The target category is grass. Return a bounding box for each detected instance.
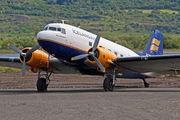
[22,83,31,86]
[0,50,16,54]
[163,49,180,52]
[0,67,22,73]
[160,9,178,14]
[75,73,81,76]
[124,9,179,14]
[0,33,34,38]
[140,10,152,14]
[166,74,180,77]
[141,9,178,14]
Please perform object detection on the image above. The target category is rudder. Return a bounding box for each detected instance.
[143,29,163,55]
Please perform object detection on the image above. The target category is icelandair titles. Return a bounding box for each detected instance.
[72,29,95,40]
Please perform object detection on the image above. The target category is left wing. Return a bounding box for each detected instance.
[115,54,180,74]
[0,54,22,68]
[0,54,79,74]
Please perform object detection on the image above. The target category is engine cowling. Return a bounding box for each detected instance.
[87,46,117,71]
[19,47,49,72]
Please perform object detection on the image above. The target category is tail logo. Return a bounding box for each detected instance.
[150,38,160,53]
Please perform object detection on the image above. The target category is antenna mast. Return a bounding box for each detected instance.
[62,20,69,24]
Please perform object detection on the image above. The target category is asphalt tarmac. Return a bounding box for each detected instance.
[1,88,180,120]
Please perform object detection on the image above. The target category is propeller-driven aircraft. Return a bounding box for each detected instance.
[1,22,180,92]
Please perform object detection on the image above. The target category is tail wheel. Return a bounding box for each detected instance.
[103,76,114,91]
[37,78,47,92]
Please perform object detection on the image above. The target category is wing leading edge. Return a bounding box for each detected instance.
[0,54,22,68]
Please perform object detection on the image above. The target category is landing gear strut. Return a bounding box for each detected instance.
[36,69,52,92]
[142,78,149,88]
[103,69,116,91]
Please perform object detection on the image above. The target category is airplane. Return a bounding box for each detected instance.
[1,22,180,92]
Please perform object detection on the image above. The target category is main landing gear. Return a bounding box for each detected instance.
[142,78,149,88]
[36,69,52,92]
[103,69,116,91]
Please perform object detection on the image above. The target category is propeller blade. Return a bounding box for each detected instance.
[8,43,23,55]
[22,57,26,79]
[26,44,40,56]
[92,31,101,52]
[71,54,89,61]
[93,56,105,72]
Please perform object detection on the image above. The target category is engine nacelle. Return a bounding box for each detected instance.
[19,47,49,71]
[87,46,117,71]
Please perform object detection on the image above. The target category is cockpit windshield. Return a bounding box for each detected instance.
[43,24,66,34]
[43,25,48,31]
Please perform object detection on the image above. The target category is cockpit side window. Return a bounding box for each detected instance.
[43,26,48,31]
[49,27,56,31]
[62,28,66,34]
[57,28,61,32]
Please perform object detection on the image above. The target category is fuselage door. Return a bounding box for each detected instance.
[55,27,66,44]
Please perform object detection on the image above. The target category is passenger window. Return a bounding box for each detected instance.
[62,28,66,34]
[49,27,56,31]
[89,42,92,46]
[114,52,117,55]
[57,28,61,31]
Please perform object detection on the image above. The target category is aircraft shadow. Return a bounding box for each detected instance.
[0,87,180,95]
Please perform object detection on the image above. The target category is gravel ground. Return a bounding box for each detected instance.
[0,72,180,89]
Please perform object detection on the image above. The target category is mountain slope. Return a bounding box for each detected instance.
[0,0,180,37]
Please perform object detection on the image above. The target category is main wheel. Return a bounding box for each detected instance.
[36,78,47,92]
[103,77,114,91]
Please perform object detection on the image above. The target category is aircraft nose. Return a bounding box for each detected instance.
[36,31,44,40]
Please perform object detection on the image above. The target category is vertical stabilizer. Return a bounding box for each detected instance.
[143,29,163,55]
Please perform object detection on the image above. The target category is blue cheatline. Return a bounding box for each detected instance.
[38,39,87,62]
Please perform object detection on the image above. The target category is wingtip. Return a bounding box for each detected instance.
[7,43,10,47]
[71,57,73,61]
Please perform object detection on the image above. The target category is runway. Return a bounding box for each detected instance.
[1,88,180,120]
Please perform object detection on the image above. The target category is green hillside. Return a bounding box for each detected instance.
[0,0,180,51]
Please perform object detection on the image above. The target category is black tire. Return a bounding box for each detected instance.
[36,78,47,92]
[103,77,114,91]
[144,82,149,88]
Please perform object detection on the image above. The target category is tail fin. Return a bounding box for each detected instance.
[143,29,163,55]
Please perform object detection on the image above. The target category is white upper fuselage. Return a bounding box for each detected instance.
[37,23,139,61]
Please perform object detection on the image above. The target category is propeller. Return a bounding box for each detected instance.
[71,31,105,72]
[8,43,40,78]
